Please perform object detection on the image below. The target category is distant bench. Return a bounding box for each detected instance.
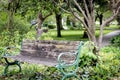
[2,40,83,80]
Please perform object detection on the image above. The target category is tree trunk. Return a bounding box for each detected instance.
[99,13,103,25]
[83,29,88,38]
[36,12,44,29]
[7,9,14,46]
[83,18,88,38]
[116,15,120,25]
[55,13,62,37]
[8,11,14,31]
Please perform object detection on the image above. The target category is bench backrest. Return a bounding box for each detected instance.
[20,40,80,60]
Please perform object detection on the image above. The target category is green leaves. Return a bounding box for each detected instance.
[111,35,120,47]
[79,41,97,67]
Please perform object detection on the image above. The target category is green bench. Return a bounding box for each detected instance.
[2,40,83,80]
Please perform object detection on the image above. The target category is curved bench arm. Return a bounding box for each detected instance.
[56,41,83,76]
[57,52,79,75]
[3,46,20,56]
[57,52,78,67]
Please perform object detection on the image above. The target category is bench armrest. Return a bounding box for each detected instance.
[57,52,77,67]
[56,52,79,75]
[2,46,20,57]
[56,41,83,75]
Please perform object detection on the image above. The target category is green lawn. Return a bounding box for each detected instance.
[39,29,115,41]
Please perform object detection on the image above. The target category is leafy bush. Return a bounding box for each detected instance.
[0,16,30,46]
[47,24,56,29]
[13,17,30,34]
[111,35,120,47]
[0,47,5,59]
[79,41,97,67]
[101,46,120,54]
[0,30,25,46]
[0,12,7,33]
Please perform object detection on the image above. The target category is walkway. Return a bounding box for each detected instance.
[101,30,120,47]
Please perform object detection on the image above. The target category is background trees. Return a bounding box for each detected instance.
[0,0,120,49]
[64,0,120,49]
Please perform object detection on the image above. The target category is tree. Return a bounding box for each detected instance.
[95,0,109,25]
[55,12,62,37]
[52,0,65,37]
[15,0,54,39]
[116,15,120,25]
[65,0,120,49]
[18,0,53,27]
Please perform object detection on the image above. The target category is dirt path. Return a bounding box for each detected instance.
[101,30,120,47]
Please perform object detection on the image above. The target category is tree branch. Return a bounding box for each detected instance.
[98,2,120,47]
[51,0,71,14]
[73,0,89,24]
[69,6,93,39]
[43,13,52,20]
[102,5,120,27]
[83,0,92,21]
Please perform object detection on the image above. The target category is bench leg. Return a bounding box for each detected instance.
[3,58,22,75]
[16,62,22,72]
[4,64,9,75]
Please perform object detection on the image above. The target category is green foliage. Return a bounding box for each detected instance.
[0,47,5,60]
[18,0,54,21]
[101,46,120,54]
[91,53,120,79]
[0,30,25,46]
[0,12,7,33]
[111,35,120,47]
[0,16,30,46]
[13,16,30,33]
[78,46,120,80]
[66,15,83,30]
[47,24,56,29]
[79,41,97,67]
[0,45,120,79]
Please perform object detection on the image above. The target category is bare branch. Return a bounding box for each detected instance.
[69,7,94,39]
[73,0,89,23]
[102,6,120,27]
[51,0,71,14]
[83,0,92,21]
[115,0,120,10]
[110,0,117,13]
[68,0,95,41]
[69,6,84,26]
[89,0,95,26]
[43,13,52,20]
[98,0,120,48]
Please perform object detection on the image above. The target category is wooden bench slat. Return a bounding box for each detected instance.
[10,54,58,66]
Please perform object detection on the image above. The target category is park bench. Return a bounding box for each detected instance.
[2,40,83,80]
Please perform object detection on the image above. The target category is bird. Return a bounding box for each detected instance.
[30,20,38,29]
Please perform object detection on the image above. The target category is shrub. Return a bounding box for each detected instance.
[79,41,98,67]
[47,24,56,29]
[0,16,30,46]
[111,35,120,47]
[0,30,25,46]
[0,12,7,33]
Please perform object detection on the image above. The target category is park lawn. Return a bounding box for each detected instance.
[40,29,114,41]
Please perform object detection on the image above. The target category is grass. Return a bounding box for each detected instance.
[39,29,115,41]
[48,30,86,41]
